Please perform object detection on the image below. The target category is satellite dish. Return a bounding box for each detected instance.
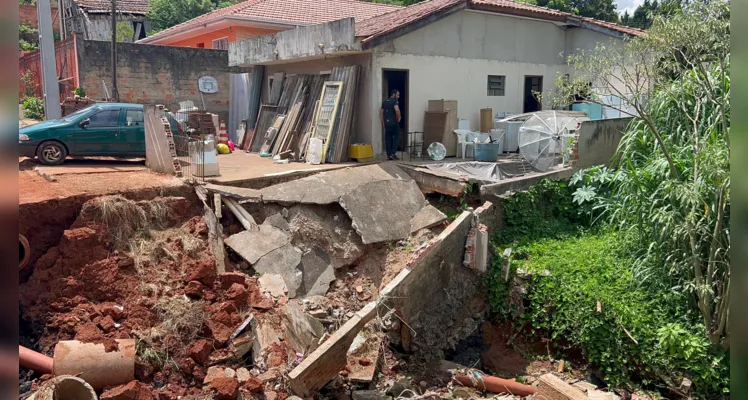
[518,111,580,171]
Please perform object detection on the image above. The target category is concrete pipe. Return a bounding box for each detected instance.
[19,234,30,271]
[27,375,97,400]
[19,345,54,375]
[53,339,136,390]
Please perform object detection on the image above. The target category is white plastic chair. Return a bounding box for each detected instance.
[454,129,478,159]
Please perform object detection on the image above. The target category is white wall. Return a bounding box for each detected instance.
[366,10,626,153]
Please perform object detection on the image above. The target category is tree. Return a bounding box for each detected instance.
[554,0,730,348]
[148,0,228,31]
[524,0,619,21]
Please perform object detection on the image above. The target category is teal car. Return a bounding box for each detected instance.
[19,103,181,165]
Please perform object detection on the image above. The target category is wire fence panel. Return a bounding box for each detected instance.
[172,134,205,185]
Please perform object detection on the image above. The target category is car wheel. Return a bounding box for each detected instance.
[37,141,68,165]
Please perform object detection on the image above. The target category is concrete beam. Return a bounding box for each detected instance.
[399,165,468,197]
[229,18,362,67]
[479,167,574,199]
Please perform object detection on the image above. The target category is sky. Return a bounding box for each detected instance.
[615,0,644,15]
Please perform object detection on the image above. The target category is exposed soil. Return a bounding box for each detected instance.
[19,158,184,205]
[19,194,291,399]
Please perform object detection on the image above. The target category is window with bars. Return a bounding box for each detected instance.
[487,75,506,96]
[212,37,228,50]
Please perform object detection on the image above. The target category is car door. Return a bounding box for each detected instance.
[119,107,146,155]
[74,108,122,154]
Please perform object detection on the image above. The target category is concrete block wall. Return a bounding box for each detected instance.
[77,40,251,123]
[576,117,632,168]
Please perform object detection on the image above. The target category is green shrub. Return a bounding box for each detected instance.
[489,231,729,398]
[73,87,86,97]
[22,96,44,120]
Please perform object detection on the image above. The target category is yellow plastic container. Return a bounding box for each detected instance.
[348,144,374,162]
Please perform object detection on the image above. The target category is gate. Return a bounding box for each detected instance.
[19,35,79,102]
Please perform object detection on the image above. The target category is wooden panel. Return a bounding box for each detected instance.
[423,111,448,154]
[308,81,343,163]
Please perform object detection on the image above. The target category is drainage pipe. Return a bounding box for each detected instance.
[19,234,30,271]
[19,345,54,375]
[223,197,257,231]
[53,339,136,390]
[27,375,97,400]
[453,372,537,397]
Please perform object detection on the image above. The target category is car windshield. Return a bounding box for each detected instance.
[62,105,99,122]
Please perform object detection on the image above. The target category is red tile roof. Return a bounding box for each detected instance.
[142,0,400,43]
[357,0,645,45]
[74,0,150,14]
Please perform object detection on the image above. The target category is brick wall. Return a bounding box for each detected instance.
[20,4,61,31]
[77,40,250,122]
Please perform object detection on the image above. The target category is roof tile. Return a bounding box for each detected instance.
[143,0,400,42]
[74,0,150,14]
[357,0,645,44]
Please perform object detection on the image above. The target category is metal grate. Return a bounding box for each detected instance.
[172,134,205,184]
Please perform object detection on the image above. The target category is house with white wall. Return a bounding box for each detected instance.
[228,0,643,158]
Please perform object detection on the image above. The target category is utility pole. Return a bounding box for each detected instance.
[37,0,62,120]
[111,0,119,102]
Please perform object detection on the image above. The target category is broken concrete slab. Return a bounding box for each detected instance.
[538,374,587,400]
[298,247,335,298]
[283,302,325,357]
[263,213,290,231]
[261,164,413,205]
[347,328,381,383]
[253,244,303,298]
[286,205,366,269]
[205,183,262,201]
[258,274,287,298]
[410,205,447,233]
[251,318,282,366]
[340,179,427,244]
[225,225,290,264]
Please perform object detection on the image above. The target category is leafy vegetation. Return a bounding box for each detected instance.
[19,24,39,51]
[148,0,238,31]
[620,0,681,29]
[21,96,44,120]
[558,0,730,348]
[487,1,730,396]
[522,0,618,22]
[114,21,136,42]
[490,230,729,397]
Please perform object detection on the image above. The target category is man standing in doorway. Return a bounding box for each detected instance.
[380,89,401,160]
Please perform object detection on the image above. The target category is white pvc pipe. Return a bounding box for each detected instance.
[223,197,257,231]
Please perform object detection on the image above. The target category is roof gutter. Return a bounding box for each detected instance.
[565,17,631,38]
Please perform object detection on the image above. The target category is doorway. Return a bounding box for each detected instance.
[523,76,543,113]
[382,69,408,153]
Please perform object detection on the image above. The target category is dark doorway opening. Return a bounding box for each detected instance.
[523,76,543,113]
[382,69,408,153]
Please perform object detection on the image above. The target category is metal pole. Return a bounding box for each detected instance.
[37,0,62,120]
[111,0,119,102]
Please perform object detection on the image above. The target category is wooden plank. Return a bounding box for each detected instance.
[260,114,286,153]
[196,186,226,274]
[289,302,377,397]
[268,72,285,104]
[250,105,279,152]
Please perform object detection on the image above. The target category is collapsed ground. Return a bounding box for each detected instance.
[19,166,687,400]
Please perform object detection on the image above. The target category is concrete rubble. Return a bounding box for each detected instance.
[225,224,290,264]
[260,164,444,244]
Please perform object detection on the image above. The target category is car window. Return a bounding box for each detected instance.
[63,105,98,122]
[125,109,144,126]
[88,109,120,127]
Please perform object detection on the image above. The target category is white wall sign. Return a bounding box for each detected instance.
[198,76,219,93]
